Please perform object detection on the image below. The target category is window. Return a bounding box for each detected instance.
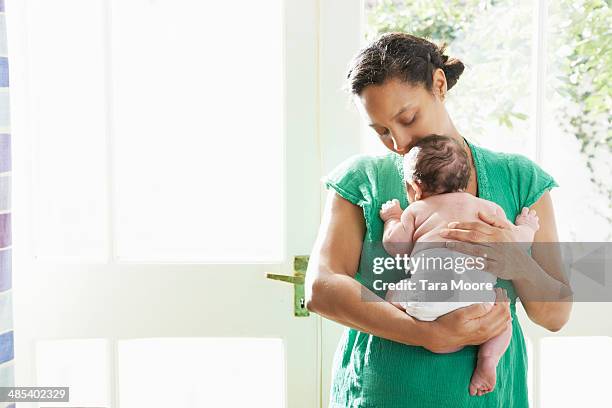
[363,0,611,241]
[22,0,285,263]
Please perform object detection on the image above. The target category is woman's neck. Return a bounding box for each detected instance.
[457,135,479,197]
[442,120,479,196]
[466,153,478,196]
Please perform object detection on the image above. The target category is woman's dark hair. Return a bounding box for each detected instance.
[404,134,470,195]
[346,32,465,95]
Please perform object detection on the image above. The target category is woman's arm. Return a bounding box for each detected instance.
[305,190,512,351]
[440,191,573,332]
[304,191,427,345]
[511,192,573,331]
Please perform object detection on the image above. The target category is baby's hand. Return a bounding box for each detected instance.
[380,199,403,222]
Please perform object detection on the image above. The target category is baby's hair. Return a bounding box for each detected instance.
[403,135,470,195]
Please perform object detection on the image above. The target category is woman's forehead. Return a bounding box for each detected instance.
[358,79,427,120]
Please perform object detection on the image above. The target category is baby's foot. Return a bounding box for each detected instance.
[469,356,498,397]
[379,199,403,222]
[515,207,539,232]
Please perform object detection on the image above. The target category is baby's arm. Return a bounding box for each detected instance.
[379,199,415,257]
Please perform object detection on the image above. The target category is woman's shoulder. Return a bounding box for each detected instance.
[474,143,559,209]
[321,152,400,186]
[473,143,529,169]
[321,152,402,208]
[474,144,554,180]
[325,151,399,173]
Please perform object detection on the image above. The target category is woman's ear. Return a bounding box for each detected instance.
[433,68,447,101]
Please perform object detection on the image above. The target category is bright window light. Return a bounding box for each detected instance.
[35,338,111,407]
[541,336,612,407]
[111,1,284,262]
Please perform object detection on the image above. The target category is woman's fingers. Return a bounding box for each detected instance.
[444,241,492,258]
[458,288,503,320]
[475,289,512,342]
[478,211,512,229]
[444,243,503,277]
[440,226,491,242]
[457,300,494,320]
[444,221,494,235]
[460,288,511,344]
[428,288,512,350]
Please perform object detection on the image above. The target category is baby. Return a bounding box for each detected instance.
[379,135,539,397]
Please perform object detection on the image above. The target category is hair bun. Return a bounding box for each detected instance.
[434,42,465,90]
[442,58,465,90]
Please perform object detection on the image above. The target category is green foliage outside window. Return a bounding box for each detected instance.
[549,0,611,223]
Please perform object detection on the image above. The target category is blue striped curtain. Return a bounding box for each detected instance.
[0,0,14,407]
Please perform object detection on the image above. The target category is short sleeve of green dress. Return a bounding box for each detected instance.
[319,139,559,408]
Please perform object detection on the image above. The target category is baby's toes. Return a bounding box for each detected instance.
[527,211,539,224]
[516,212,539,231]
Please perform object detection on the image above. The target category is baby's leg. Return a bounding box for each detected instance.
[469,321,513,397]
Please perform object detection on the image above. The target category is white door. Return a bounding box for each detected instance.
[8,1,324,407]
[315,2,368,406]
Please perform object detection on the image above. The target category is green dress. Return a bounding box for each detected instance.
[320,138,558,408]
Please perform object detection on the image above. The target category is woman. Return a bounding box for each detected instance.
[305,33,572,407]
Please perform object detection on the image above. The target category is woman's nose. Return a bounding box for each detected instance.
[391,135,409,154]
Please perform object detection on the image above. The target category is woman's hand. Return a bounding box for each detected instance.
[438,211,531,280]
[422,288,512,353]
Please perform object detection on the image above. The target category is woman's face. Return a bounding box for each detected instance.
[355,70,453,155]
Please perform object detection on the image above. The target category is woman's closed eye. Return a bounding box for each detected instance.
[400,115,416,127]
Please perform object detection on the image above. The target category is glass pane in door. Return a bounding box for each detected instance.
[111,0,284,262]
[118,337,285,408]
[35,338,111,407]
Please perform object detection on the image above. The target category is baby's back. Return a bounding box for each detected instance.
[409,192,500,243]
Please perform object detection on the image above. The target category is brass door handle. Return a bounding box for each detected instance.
[266,255,310,317]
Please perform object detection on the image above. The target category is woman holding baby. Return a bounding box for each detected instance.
[305,32,572,407]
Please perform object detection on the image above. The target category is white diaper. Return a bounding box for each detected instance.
[388,247,497,322]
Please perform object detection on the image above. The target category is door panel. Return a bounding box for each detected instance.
[317,1,367,406]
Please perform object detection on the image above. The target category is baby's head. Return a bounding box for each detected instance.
[403,135,470,202]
